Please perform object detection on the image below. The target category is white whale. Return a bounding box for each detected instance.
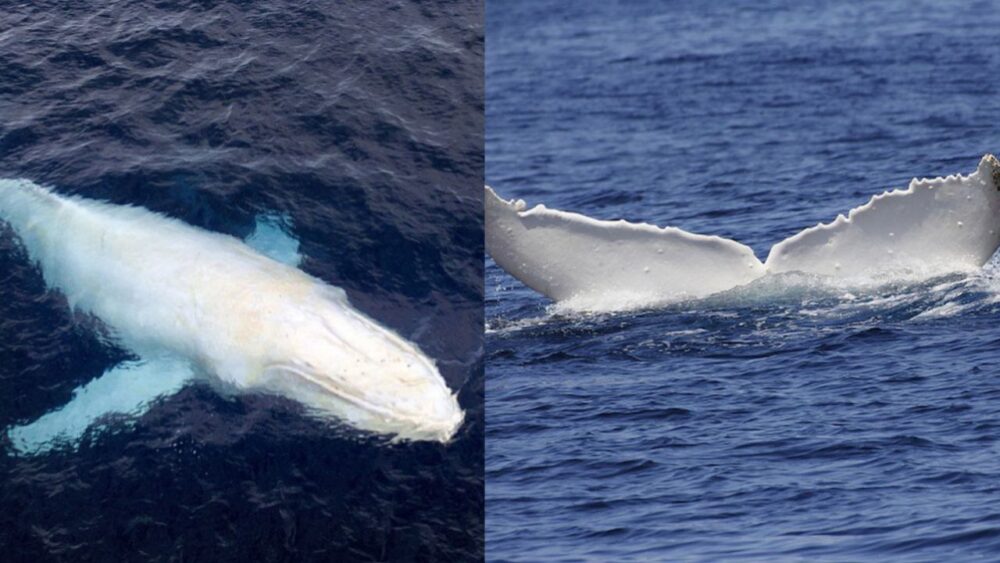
[0,179,464,453]
[487,154,1000,311]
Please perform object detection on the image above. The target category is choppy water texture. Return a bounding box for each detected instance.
[0,1,483,561]
[486,0,1000,560]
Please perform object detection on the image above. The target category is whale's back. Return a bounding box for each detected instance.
[0,179,312,360]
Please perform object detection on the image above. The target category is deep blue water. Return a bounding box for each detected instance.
[487,0,1000,560]
[0,1,483,561]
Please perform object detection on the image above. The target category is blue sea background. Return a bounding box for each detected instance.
[0,1,482,561]
[487,0,1000,561]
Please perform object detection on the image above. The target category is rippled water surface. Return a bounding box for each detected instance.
[1,1,483,560]
[487,0,1000,560]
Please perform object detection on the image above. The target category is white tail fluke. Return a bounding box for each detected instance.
[487,155,1000,311]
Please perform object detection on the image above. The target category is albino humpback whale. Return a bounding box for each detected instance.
[0,179,464,453]
[487,154,1000,311]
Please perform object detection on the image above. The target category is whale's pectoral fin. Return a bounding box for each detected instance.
[765,154,1000,278]
[246,212,302,267]
[6,357,194,455]
[485,186,766,310]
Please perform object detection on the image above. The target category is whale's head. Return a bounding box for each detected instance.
[256,289,464,443]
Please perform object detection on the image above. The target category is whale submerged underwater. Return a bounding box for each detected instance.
[487,155,1000,312]
[0,179,464,453]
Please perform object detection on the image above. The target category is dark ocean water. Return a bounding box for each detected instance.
[0,1,483,561]
[486,0,1000,561]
